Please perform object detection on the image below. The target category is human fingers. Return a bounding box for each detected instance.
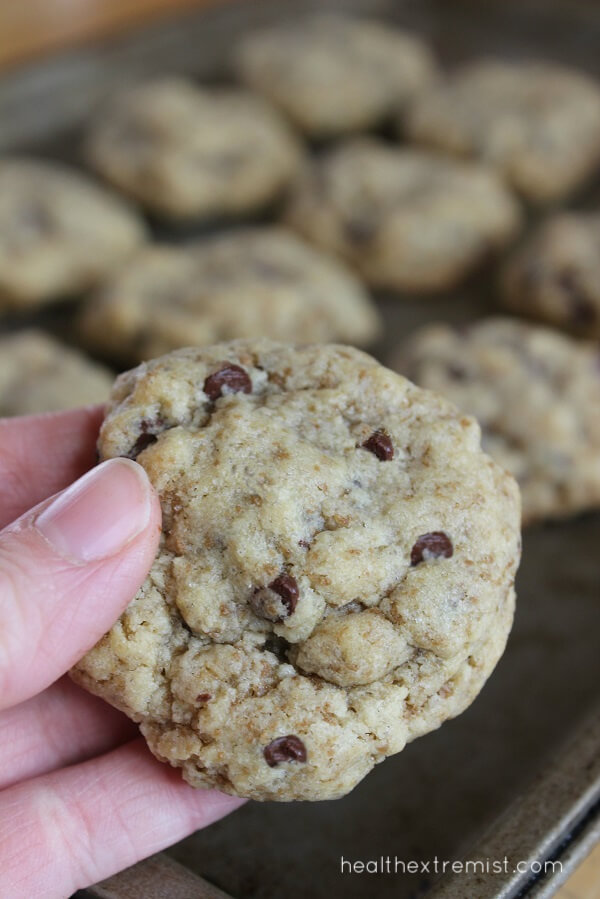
[0,405,104,529]
[0,738,244,898]
[0,677,136,790]
[0,457,161,710]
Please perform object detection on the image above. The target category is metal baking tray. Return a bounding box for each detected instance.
[1,1,599,897]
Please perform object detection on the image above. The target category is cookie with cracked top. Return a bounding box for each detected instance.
[78,227,381,365]
[0,330,112,416]
[284,139,521,293]
[0,159,145,310]
[234,14,438,137]
[501,212,600,339]
[72,339,520,801]
[84,78,303,222]
[405,60,600,204]
[397,317,600,524]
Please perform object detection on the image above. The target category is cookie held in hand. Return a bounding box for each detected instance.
[73,340,520,801]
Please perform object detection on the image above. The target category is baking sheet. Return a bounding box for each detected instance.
[1,1,599,897]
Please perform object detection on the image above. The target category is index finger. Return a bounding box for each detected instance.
[0,405,104,529]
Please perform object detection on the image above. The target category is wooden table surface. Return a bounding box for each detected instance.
[0,0,219,69]
[0,1,597,897]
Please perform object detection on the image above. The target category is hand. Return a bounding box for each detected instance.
[0,407,243,898]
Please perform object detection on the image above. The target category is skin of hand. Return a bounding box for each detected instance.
[0,406,244,898]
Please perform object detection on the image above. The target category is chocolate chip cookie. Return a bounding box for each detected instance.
[73,340,520,801]
[0,159,145,310]
[398,318,600,524]
[285,139,521,292]
[79,227,381,365]
[85,78,303,221]
[0,330,112,416]
[234,14,437,137]
[405,60,600,204]
[501,212,600,339]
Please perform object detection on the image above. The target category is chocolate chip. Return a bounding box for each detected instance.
[298,539,310,549]
[128,433,156,458]
[447,363,468,381]
[362,430,394,461]
[196,693,212,704]
[251,574,299,621]
[558,268,578,293]
[557,270,597,324]
[569,297,597,325]
[125,417,165,460]
[269,574,299,614]
[344,217,378,245]
[263,735,307,767]
[203,364,252,401]
[411,532,453,566]
[454,323,473,337]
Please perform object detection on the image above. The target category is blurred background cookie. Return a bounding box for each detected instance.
[501,212,600,338]
[405,60,600,204]
[285,139,521,292]
[85,77,303,222]
[0,330,112,416]
[79,227,381,365]
[234,14,437,138]
[0,159,145,310]
[397,317,600,524]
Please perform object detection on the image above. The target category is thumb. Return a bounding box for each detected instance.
[0,458,161,711]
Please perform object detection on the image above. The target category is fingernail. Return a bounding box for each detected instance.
[35,458,153,563]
